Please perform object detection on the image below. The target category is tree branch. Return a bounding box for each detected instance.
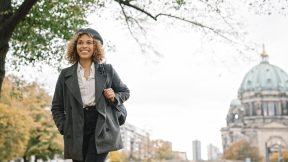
[155,13,233,42]
[0,0,12,24]
[114,0,157,20]
[117,2,143,50]
[117,1,162,57]
[198,0,236,32]
[2,0,38,39]
[114,0,234,42]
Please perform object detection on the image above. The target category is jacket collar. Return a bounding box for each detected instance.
[64,62,107,117]
[64,63,83,105]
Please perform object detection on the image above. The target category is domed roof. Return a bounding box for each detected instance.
[239,57,288,93]
[230,99,241,107]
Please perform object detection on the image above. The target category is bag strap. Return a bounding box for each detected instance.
[102,63,127,125]
[102,63,112,77]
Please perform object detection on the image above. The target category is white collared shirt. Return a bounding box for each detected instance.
[77,62,96,108]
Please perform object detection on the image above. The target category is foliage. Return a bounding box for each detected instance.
[1,0,275,93]
[0,103,33,160]
[1,0,288,92]
[9,0,96,68]
[151,139,173,160]
[247,0,288,15]
[108,150,129,162]
[270,149,288,162]
[222,139,263,162]
[5,0,263,72]
[0,75,63,160]
[24,107,63,160]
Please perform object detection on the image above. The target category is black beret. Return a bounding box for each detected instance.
[76,28,103,45]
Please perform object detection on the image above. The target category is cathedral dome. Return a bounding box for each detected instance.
[230,99,241,107]
[239,54,288,94]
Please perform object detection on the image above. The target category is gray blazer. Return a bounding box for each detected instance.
[51,63,130,160]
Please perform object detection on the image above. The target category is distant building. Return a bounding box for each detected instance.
[192,140,201,160]
[120,123,150,160]
[172,151,188,161]
[221,48,288,156]
[121,123,189,161]
[207,144,220,160]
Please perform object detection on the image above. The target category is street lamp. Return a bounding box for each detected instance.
[278,142,283,162]
[265,142,271,162]
[129,137,135,161]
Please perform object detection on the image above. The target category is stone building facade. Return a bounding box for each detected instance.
[221,49,288,156]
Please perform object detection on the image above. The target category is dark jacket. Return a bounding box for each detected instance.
[51,63,130,160]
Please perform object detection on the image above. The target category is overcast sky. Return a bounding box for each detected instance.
[7,2,288,160]
[92,10,288,160]
[96,13,288,160]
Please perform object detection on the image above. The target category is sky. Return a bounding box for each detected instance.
[89,10,288,160]
[7,2,288,161]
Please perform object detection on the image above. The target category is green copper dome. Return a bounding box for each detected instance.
[239,59,288,93]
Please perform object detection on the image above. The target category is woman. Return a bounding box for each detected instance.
[51,28,130,162]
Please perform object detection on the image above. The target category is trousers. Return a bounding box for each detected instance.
[73,108,108,162]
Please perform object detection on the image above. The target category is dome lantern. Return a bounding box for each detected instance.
[261,44,269,63]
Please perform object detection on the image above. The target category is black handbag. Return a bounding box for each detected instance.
[102,64,127,126]
[115,103,127,126]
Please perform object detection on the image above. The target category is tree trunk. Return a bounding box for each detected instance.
[0,43,8,97]
[0,0,38,96]
[23,156,29,162]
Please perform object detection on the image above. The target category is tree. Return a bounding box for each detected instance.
[0,103,33,161]
[247,0,288,15]
[0,75,63,161]
[23,106,63,162]
[108,150,129,162]
[270,149,288,162]
[151,139,173,161]
[222,139,263,162]
[0,0,256,94]
[0,0,94,94]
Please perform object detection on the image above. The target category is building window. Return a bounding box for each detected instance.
[244,103,250,116]
[268,102,275,116]
[263,102,268,116]
[283,102,288,115]
[276,102,281,115]
[255,102,262,116]
[252,102,257,115]
[249,103,253,116]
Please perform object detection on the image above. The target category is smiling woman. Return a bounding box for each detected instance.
[76,35,95,62]
[51,28,130,162]
[66,28,105,65]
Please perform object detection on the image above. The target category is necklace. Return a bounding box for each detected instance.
[84,69,91,80]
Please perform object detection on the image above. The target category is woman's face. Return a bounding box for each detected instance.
[76,34,94,60]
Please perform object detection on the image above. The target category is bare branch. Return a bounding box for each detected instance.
[117,2,147,53]
[198,0,235,32]
[156,13,234,42]
[114,0,157,20]
[114,0,236,43]
[116,1,163,57]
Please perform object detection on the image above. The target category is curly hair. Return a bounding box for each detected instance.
[66,33,105,64]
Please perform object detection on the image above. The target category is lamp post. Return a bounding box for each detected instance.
[265,142,270,162]
[129,137,135,162]
[278,143,282,162]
